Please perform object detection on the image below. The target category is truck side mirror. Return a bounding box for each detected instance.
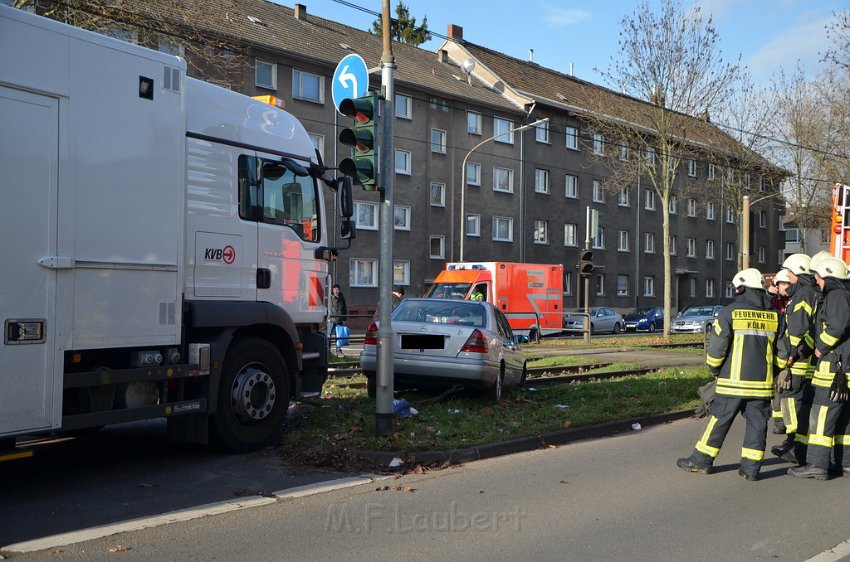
[339,217,356,240]
[338,176,354,218]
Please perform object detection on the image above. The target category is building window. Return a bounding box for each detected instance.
[393,260,410,286]
[689,278,697,298]
[706,239,715,259]
[592,227,605,249]
[565,175,578,198]
[430,182,445,207]
[668,195,678,214]
[535,169,550,194]
[618,230,630,252]
[431,129,446,154]
[759,175,767,192]
[617,275,629,296]
[644,232,655,254]
[708,163,716,181]
[726,242,735,261]
[726,205,735,223]
[644,189,656,210]
[466,213,480,237]
[706,202,715,220]
[350,258,377,287]
[535,120,549,143]
[565,272,573,296]
[705,279,715,298]
[744,173,751,191]
[395,149,411,175]
[687,198,697,217]
[687,238,696,257]
[255,58,276,90]
[566,126,579,150]
[158,39,183,56]
[308,133,324,161]
[564,223,577,247]
[292,68,323,103]
[725,167,734,185]
[467,162,481,186]
[687,159,697,177]
[758,246,766,263]
[354,201,378,230]
[394,205,411,230]
[467,111,482,134]
[494,117,514,144]
[759,210,766,228]
[619,143,629,161]
[396,94,412,119]
[618,187,630,207]
[592,180,605,203]
[669,236,677,256]
[785,228,800,243]
[430,236,445,259]
[725,281,735,299]
[493,167,514,193]
[643,276,655,297]
[533,220,548,244]
[592,132,604,155]
[595,273,605,296]
[493,216,513,242]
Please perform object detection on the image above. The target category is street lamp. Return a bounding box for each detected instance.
[457,117,549,262]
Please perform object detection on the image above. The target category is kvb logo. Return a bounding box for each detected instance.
[204,245,236,264]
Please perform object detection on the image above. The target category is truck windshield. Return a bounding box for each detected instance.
[423,283,472,300]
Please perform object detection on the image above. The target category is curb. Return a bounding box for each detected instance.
[354,409,696,466]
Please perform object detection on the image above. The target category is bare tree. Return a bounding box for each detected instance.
[824,9,850,71]
[579,0,741,337]
[11,0,250,87]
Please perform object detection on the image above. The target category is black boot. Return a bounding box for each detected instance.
[677,457,712,475]
[771,441,797,463]
[738,468,759,481]
[788,464,830,480]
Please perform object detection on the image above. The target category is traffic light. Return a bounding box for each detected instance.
[338,92,378,190]
[579,250,594,276]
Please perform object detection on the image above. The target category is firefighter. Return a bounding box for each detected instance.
[772,253,818,465]
[677,268,780,481]
[770,268,793,435]
[789,257,850,480]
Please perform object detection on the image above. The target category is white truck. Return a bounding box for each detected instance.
[0,6,354,455]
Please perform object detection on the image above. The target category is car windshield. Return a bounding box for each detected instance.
[682,307,714,317]
[635,308,654,315]
[423,282,471,300]
[393,300,486,327]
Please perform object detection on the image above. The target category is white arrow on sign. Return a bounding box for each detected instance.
[338,65,357,96]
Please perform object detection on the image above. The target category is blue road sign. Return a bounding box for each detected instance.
[332,54,369,114]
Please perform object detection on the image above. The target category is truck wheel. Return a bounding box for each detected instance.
[365,371,376,398]
[211,337,289,453]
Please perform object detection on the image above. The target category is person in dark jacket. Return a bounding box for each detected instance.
[329,283,347,355]
[677,268,781,481]
[789,257,850,480]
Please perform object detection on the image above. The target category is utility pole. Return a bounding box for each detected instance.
[375,0,396,436]
[742,195,750,269]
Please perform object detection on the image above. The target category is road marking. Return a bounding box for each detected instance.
[807,538,850,562]
[1,474,389,554]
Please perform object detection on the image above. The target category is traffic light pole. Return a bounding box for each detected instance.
[375,0,396,436]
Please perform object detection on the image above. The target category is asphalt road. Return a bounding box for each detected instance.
[5,416,850,561]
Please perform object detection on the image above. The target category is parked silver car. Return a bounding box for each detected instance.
[360,298,527,401]
[564,307,624,334]
[671,305,724,334]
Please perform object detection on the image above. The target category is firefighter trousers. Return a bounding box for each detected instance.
[833,404,850,470]
[779,376,813,463]
[690,395,770,474]
[806,385,847,470]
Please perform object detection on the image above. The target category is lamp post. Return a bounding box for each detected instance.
[458,117,549,262]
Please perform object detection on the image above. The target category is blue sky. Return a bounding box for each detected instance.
[281,0,845,85]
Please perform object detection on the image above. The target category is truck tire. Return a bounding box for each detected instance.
[210,337,289,453]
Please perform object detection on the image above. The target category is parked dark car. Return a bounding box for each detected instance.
[624,306,664,332]
[564,307,624,334]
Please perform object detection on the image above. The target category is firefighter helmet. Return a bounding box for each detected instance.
[773,269,792,285]
[733,268,765,290]
[782,253,811,275]
[812,257,849,280]
[808,251,833,274]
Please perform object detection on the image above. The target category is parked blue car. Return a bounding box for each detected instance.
[624,306,664,332]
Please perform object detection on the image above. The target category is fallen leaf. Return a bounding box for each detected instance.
[395,486,415,493]
[413,465,425,474]
[546,444,556,449]
[559,480,568,484]
[376,485,391,491]
[108,545,130,553]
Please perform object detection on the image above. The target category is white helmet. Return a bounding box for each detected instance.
[782,253,811,275]
[809,251,833,274]
[773,269,792,285]
[733,268,765,290]
[812,257,849,280]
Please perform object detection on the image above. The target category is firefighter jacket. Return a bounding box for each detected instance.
[706,288,781,399]
[777,274,818,377]
[812,277,850,389]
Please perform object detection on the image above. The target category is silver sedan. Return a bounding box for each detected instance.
[360,298,527,401]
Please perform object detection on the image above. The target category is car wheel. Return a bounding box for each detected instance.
[365,371,376,399]
[589,323,596,335]
[613,322,621,334]
[648,322,656,333]
[210,337,289,453]
[490,366,504,402]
